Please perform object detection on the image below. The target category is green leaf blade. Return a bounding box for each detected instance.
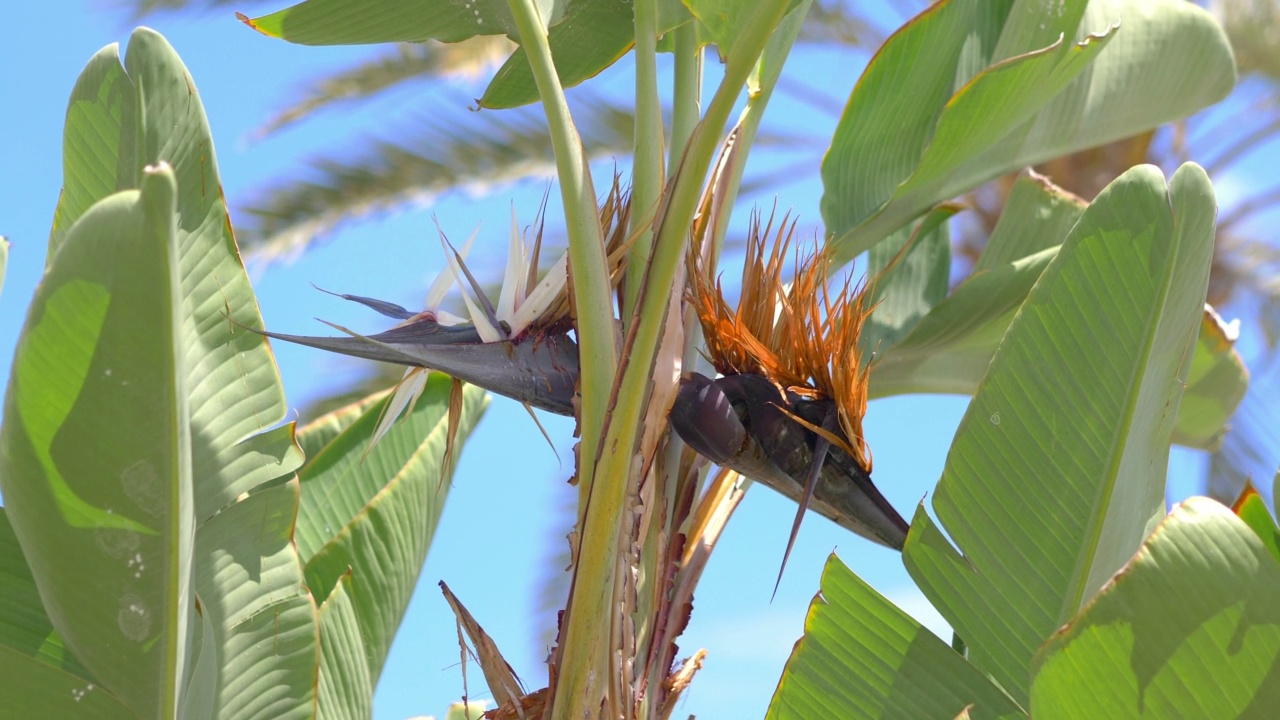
[822,0,1234,264]
[317,574,373,720]
[116,29,305,522]
[194,480,319,718]
[481,0,696,107]
[296,376,488,682]
[49,45,139,261]
[1171,308,1248,449]
[1232,487,1280,566]
[818,0,1014,253]
[860,205,955,356]
[1031,498,1280,719]
[767,555,1025,720]
[6,28,318,716]
[868,173,1083,398]
[480,0,637,109]
[125,28,318,716]
[0,509,135,718]
[973,172,1086,274]
[685,0,791,62]
[870,168,1241,454]
[903,163,1217,705]
[828,19,1115,264]
[0,169,188,718]
[243,0,535,45]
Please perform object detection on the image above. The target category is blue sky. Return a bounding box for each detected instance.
[0,2,1248,718]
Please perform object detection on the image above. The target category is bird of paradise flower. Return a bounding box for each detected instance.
[257,182,633,470]
[669,210,909,590]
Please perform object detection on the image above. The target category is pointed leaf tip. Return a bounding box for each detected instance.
[235,11,277,38]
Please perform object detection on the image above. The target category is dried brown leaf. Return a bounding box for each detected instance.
[439,581,525,713]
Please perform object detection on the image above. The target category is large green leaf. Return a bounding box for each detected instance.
[243,0,565,44]
[481,0,692,109]
[868,172,1244,451]
[870,245,1056,396]
[49,29,305,522]
[0,167,191,718]
[317,574,372,720]
[1173,308,1249,449]
[823,0,1235,266]
[1,29,315,716]
[868,171,1084,396]
[767,554,1025,720]
[971,172,1085,274]
[194,480,318,717]
[902,164,1217,706]
[296,391,387,461]
[48,47,140,260]
[1233,484,1280,566]
[684,0,794,62]
[1031,498,1280,718]
[295,374,488,683]
[859,205,955,357]
[0,509,134,718]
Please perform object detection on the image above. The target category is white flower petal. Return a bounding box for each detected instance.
[509,251,568,336]
[368,368,428,452]
[440,231,503,343]
[424,224,479,311]
[496,203,526,324]
[435,309,470,326]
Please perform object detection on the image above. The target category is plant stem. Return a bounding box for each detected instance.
[625,1,667,712]
[671,20,708,399]
[637,19,705,716]
[504,0,616,496]
[668,21,702,185]
[624,0,665,321]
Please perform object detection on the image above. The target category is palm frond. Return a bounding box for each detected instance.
[1200,101,1280,175]
[257,38,517,137]
[236,95,635,259]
